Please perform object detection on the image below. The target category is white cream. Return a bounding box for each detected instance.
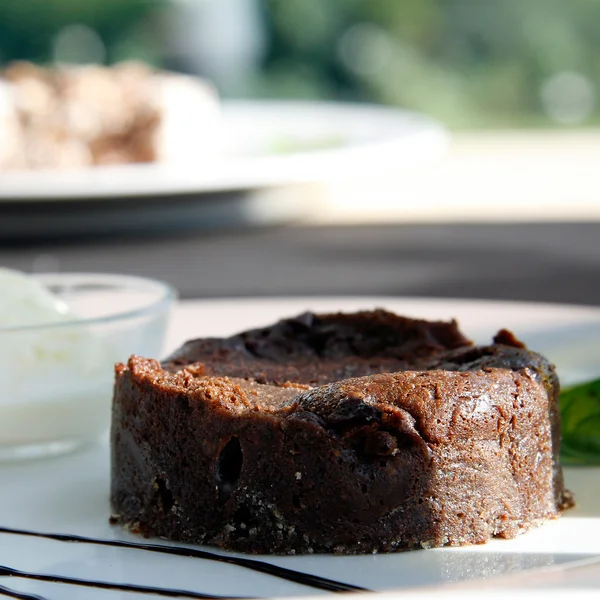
[0,269,115,451]
[0,267,72,327]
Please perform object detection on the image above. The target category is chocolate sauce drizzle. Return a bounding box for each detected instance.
[0,583,46,600]
[0,526,366,595]
[0,565,233,599]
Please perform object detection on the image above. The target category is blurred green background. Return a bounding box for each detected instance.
[1,0,598,128]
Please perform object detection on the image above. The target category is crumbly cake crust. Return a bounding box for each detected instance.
[110,310,571,554]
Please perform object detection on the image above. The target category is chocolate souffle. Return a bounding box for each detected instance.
[111,310,572,554]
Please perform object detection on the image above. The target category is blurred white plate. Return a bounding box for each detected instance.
[0,101,447,238]
[0,100,447,200]
[0,297,599,599]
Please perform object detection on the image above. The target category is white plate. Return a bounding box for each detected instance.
[1,297,599,600]
[0,101,447,239]
[0,101,447,200]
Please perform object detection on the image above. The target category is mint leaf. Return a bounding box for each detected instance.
[560,378,600,465]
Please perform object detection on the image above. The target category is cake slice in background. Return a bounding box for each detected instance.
[0,61,220,172]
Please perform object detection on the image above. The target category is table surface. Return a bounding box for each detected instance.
[1,221,599,306]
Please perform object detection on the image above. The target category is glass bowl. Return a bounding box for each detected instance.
[0,273,177,461]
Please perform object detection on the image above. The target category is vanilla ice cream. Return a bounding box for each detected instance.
[0,267,73,327]
[0,269,117,456]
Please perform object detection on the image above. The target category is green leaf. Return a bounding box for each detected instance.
[560,378,600,465]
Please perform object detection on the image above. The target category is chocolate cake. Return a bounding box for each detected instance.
[110,310,572,554]
[0,61,219,171]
